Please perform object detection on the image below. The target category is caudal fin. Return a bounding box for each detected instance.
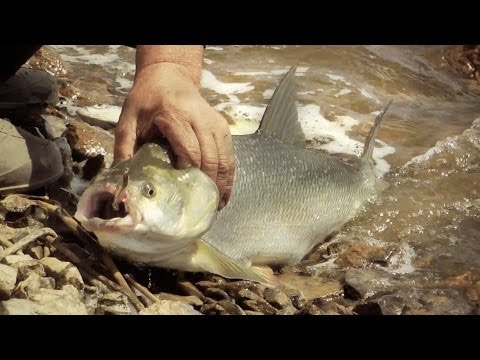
[361,101,392,162]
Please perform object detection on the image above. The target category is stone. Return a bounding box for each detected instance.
[13,273,55,299]
[344,268,399,300]
[97,292,134,315]
[0,264,18,300]
[140,300,202,315]
[264,288,293,310]
[40,257,84,290]
[10,260,45,281]
[0,285,87,315]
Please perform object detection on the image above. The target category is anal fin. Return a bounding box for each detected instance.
[193,239,278,286]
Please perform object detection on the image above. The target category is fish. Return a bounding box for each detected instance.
[74,67,391,285]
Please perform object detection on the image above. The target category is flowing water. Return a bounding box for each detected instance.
[50,45,480,314]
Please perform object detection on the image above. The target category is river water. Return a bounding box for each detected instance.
[50,45,480,314]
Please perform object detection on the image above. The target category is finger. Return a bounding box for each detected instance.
[220,154,236,209]
[156,115,202,169]
[114,105,137,161]
[213,124,235,209]
[196,128,219,184]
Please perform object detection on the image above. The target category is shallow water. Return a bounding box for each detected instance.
[51,45,480,314]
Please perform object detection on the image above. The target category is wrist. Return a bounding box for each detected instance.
[136,45,203,86]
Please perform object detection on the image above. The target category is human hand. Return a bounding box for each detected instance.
[114,62,235,208]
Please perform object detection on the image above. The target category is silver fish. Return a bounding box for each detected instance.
[75,67,391,285]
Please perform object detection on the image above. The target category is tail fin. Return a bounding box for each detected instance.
[361,101,392,162]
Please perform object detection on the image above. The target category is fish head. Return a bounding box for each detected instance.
[74,143,220,246]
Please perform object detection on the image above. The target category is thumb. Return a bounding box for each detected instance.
[114,107,137,161]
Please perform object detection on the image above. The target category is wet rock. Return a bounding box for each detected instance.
[204,287,231,301]
[334,243,390,268]
[320,301,355,315]
[0,264,17,299]
[277,272,343,301]
[156,292,203,307]
[0,285,87,315]
[244,310,264,315]
[224,281,266,298]
[195,280,223,290]
[178,281,207,301]
[13,273,55,299]
[10,260,45,281]
[236,288,264,302]
[76,104,121,129]
[40,257,84,290]
[353,302,383,315]
[0,195,40,215]
[242,299,278,315]
[344,268,399,300]
[25,46,67,77]
[277,306,297,315]
[97,292,135,315]
[64,119,114,165]
[403,289,473,315]
[217,300,247,315]
[41,114,67,139]
[140,300,201,315]
[376,288,474,315]
[377,294,409,315]
[300,303,324,315]
[200,302,228,315]
[264,288,293,309]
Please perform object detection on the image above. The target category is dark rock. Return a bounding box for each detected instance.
[204,287,230,301]
[353,302,383,315]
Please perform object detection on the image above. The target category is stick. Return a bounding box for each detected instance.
[100,254,144,311]
[0,228,55,262]
[124,274,161,304]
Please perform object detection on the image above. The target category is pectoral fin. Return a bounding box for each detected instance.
[193,239,278,286]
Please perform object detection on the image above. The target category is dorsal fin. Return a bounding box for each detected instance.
[361,100,392,160]
[256,66,306,146]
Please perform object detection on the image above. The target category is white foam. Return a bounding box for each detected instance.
[214,103,265,135]
[58,52,120,66]
[233,71,271,76]
[326,73,346,82]
[359,88,380,103]
[115,77,133,93]
[299,105,394,176]
[334,89,352,97]
[387,243,416,274]
[70,175,90,197]
[262,89,274,99]
[206,46,223,51]
[201,70,254,102]
[298,91,316,95]
[204,58,214,65]
[233,67,307,77]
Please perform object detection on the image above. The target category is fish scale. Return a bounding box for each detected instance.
[204,133,371,265]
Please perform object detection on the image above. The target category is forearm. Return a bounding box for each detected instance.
[135,45,204,86]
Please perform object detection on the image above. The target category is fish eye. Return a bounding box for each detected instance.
[142,182,156,198]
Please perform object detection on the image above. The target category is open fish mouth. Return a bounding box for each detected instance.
[75,184,142,232]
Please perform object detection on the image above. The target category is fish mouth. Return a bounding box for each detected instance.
[75,184,142,232]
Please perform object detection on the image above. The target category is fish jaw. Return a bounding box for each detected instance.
[94,230,202,271]
[74,184,142,233]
